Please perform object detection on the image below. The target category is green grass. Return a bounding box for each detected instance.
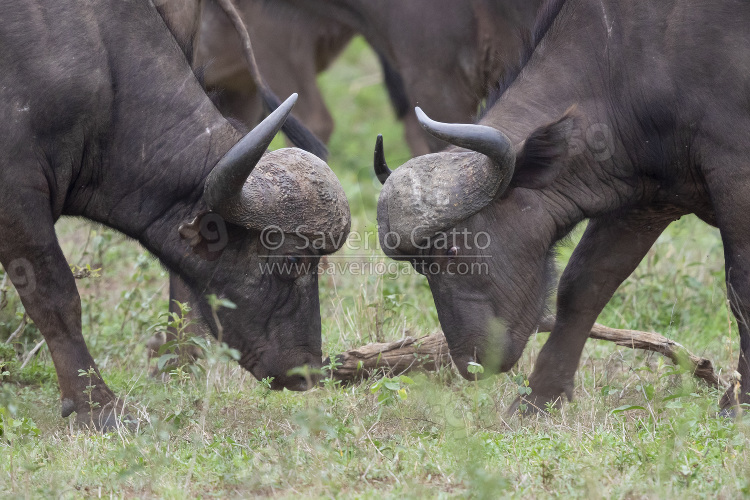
[1,37,749,498]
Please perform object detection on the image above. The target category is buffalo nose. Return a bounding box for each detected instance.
[287,375,316,391]
[453,354,490,381]
[268,371,320,391]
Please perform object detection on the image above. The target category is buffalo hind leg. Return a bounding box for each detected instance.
[0,193,125,430]
[513,212,674,414]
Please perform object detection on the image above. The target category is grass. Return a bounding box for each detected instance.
[1,37,749,498]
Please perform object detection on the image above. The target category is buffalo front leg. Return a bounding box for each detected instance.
[0,199,122,430]
[515,212,674,413]
[719,249,750,413]
[704,166,750,412]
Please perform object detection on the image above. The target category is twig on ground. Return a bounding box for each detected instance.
[20,339,46,369]
[329,315,728,389]
[5,314,27,344]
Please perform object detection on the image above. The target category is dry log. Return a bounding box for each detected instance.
[329,315,728,389]
[328,332,452,382]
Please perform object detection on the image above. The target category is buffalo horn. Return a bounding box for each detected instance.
[373,134,392,185]
[204,93,298,211]
[415,107,515,192]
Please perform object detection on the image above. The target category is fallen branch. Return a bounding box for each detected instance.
[4,314,27,345]
[328,332,452,383]
[329,316,727,389]
[547,317,728,389]
[20,339,45,370]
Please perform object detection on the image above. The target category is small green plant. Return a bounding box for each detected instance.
[544,400,561,416]
[69,264,102,279]
[513,373,532,413]
[0,386,39,444]
[259,376,274,393]
[164,407,196,430]
[0,406,39,441]
[466,361,484,379]
[0,343,17,382]
[370,374,414,405]
[151,301,210,380]
[78,366,100,428]
[321,355,343,389]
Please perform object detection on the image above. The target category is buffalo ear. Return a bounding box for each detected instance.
[510,112,576,190]
[179,213,228,262]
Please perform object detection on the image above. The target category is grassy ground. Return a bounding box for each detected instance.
[1,37,749,498]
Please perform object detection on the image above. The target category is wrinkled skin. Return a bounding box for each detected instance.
[196,0,354,143]
[182,230,325,391]
[378,0,750,413]
[0,0,348,429]
[155,0,204,64]
[270,0,542,155]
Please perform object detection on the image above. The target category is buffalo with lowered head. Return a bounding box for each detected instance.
[0,0,350,430]
[376,0,750,413]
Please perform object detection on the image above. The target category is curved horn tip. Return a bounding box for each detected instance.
[375,134,384,153]
[374,134,392,185]
[275,93,299,116]
[415,106,431,128]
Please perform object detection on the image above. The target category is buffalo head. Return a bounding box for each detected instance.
[375,108,573,380]
[181,94,350,390]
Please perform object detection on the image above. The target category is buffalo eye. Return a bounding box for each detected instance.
[274,255,306,281]
[446,247,459,260]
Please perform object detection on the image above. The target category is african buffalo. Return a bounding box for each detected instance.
[270,0,543,155]
[375,0,750,413]
[1,0,350,429]
[157,0,348,349]
[196,0,354,143]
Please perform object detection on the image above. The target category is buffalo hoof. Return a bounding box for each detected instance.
[72,400,138,433]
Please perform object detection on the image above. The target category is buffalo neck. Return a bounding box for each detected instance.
[482,0,682,245]
[67,0,242,278]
